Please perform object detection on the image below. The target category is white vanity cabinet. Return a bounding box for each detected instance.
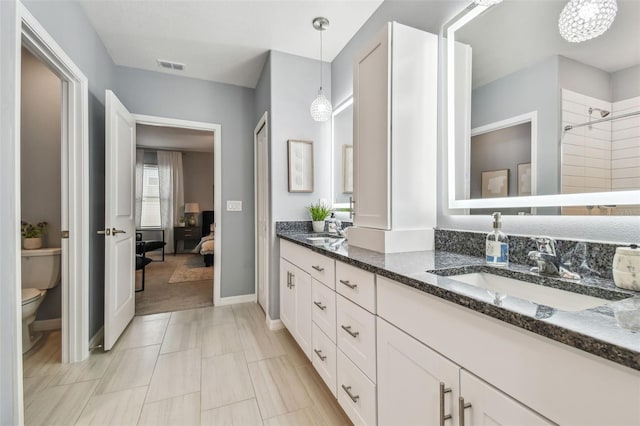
[279,258,312,359]
[377,275,640,426]
[377,317,553,426]
[351,22,437,250]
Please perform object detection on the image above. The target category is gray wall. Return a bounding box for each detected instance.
[21,47,63,321]
[23,0,116,338]
[264,50,332,320]
[558,56,612,102]
[183,152,214,214]
[612,65,640,102]
[472,56,559,197]
[115,66,256,298]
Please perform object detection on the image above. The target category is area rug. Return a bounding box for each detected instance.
[168,255,213,283]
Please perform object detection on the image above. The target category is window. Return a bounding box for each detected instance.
[140,164,161,227]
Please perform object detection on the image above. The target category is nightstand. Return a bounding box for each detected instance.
[174,226,202,254]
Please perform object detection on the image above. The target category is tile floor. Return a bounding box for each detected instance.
[22,303,352,426]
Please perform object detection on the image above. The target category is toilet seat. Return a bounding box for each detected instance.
[22,288,42,305]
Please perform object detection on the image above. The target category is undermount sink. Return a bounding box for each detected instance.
[305,234,343,242]
[448,272,613,312]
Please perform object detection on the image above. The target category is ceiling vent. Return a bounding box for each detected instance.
[156,59,185,71]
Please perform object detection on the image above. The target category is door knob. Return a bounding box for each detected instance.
[111,228,126,235]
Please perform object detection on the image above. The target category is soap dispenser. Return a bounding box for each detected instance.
[486,212,509,267]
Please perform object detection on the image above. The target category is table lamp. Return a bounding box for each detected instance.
[184,203,200,226]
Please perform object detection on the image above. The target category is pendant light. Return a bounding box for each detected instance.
[310,17,332,122]
[559,0,617,43]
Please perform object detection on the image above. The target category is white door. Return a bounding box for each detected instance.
[460,370,554,426]
[103,90,136,350]
[256,119,269,311]
[353,24,391,229]
[293,267,312,358]
[377,318,460,426]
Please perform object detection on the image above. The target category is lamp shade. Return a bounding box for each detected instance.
[184,203,200,214]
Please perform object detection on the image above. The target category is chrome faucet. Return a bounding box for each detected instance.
[528,237,581,280]
[333,217,347,237]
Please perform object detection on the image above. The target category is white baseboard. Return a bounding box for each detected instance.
[216,293,257,306]
[89,327,104,350]
[32,318,61,332]
[266,316,284,331]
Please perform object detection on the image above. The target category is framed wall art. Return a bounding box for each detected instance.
[287,140,314,192]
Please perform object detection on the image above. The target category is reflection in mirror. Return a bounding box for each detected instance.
[332,97,353,206]
[447,0,640,215]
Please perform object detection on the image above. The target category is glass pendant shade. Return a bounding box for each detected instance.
[473,0,503,6]
[310,89,332,122]
[559,0,617,43]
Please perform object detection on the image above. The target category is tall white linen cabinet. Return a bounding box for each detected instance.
[349,22,438,253]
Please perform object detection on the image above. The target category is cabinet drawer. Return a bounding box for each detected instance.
[336,261,375,313]
[338,349,377,426]
[312,323,337,397]
[280,239,307,266]
[312,279,336,343]
[336,295,377,382]
[307,250,335,289]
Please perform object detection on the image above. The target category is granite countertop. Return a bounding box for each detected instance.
[278,232,640,372]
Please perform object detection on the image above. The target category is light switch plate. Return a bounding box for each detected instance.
[227,200,242,211]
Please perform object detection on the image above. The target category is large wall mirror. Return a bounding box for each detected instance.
[332,97,354,208]
[446,0,640,215]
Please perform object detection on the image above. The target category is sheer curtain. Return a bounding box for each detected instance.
[135,148,144,229]
[157,151,184,253]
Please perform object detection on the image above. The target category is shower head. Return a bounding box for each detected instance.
[589,107,610,118]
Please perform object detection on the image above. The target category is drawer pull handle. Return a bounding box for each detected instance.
[313,349,327,361]
[440,382,452,426]
[339,279,357,289]
[313,301,327,311]
[312,265,325,272]
[341,385,360,403]
[341,325,359,338]
[458,396,472,426]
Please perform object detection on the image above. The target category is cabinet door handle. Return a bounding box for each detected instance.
[440,382,452,426]
[458,396,471,426]
[341,385,360,403]
[289,273,295,288]
[286,272,291,288]
[341,325,359,338]
[312,265,325,272]
[313,301,327,311]
[313,349,327,361]
[339,279,357,289]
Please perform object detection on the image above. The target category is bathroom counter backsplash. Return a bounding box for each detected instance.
[276,223,640,371]
[435,228,626,280]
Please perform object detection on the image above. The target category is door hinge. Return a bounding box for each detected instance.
[61,230,69,239]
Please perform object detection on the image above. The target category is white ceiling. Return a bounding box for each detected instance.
[137,124,214,152]
[456,0,640,89]
[79,0,384,88]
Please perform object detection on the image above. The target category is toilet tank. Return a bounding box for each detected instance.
[21,247,62,289]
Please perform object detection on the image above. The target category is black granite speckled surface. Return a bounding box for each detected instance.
[435,229,629,279]
[278,230,640,371]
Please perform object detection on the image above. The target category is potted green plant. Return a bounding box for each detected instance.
[306,201,331,232]
[21,221,48,250]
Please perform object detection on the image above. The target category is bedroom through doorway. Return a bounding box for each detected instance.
[134,123,216,316]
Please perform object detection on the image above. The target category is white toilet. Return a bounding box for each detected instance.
[21,247,61,354]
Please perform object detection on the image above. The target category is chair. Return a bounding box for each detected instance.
[136,229,166,261]
[135,251,152,292]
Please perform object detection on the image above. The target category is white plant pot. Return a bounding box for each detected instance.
[312,221,325,233]
[23,237,43,250]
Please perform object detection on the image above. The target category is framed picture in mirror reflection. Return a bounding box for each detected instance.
[481,169,509,198]
[518,163,532,196]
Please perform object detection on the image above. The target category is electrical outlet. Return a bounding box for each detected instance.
[227,200,242,211]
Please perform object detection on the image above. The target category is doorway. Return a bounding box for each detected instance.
[254,112,270,317]
[0,4,90,423]
[134,124,216,316]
